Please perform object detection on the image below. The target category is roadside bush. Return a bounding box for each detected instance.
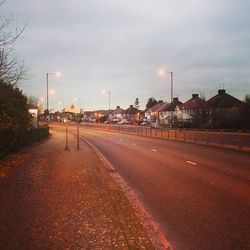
[0,81,30,130]
[0,125,49,159]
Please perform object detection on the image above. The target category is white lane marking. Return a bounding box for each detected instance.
[132,143,136,146]
[186,160,197,165]
[151,148,157,152]
[120,139,123,142]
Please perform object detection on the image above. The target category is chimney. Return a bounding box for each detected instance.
[116,106,120,109]
[158,100,163,103]
[192,94,198,98]
[130,105,133,108]
[218,89,226,95]
[173,97,178,102]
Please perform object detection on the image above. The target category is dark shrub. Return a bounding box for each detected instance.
[0,125,49,159]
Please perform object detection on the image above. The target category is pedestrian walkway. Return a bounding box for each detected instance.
[0,127,156,249]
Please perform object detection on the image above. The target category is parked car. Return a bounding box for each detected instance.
[117,119,129,125]
[150,123,160,129]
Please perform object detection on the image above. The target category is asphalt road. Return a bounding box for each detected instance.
[64,124,250,249]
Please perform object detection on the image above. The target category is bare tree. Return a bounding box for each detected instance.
[134,97,140,109]
[0,7,28,86]
[146,97,157,110]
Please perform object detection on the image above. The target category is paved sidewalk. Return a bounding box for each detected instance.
[0,127,156,249]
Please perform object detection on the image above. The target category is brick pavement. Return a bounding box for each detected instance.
[0,127,157,249]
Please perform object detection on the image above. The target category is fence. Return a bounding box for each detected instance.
[81,123,250,152]
[0,125,49,159]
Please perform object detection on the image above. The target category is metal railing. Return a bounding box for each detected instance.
[81,123,250,153]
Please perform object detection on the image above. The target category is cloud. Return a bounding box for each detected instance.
[1,0,249,109]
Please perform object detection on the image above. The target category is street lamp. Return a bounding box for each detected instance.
[157,67,174,102]
[58,101,64,112]
[102,90,111,110]
[74,97,81,108]
[158,67,174,127]
[46,72,61,119]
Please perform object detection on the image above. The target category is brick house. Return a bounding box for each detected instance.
[145,100,167,124]
[159,97,183,126]
[179,94,206,125]
[108,106,124,123]
[206,89,244,124]
[123,105,141,124]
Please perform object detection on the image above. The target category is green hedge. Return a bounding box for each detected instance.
[0,125,49,159]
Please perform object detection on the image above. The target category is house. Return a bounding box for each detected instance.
[158,97,183,127]
[145,100,167,124]
[93,110,107,122]
[206,89,244,123]
[83,110,107,122]
[123,105,141,124]
[82,111,94,122]
[100,109,113,123]
[108,106,124,123]
[179,94,206,125]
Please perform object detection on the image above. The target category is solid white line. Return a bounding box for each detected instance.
[186,160,197,165]
[151,149,157,152]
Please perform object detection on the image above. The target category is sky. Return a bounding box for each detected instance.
[1,0,250,111]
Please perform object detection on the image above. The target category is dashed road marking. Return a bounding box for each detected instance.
[186,160,197,165]
[151,148,157,152]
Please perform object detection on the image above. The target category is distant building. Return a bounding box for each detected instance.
[123,105,141,124]
[179,94,206,125]
[206,89,244,124]
[108,106,124,123]
[82,110,109,123]
[158,97,183,126]
[82,111,94,122]
[65,104,81,114]
[101,109,113,123]
[145,100,166,124]
[28,109,38,128]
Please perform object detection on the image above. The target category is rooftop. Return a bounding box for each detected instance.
[206,89,243,109]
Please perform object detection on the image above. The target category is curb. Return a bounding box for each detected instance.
[78,134,171,250]
[79,135,116,172]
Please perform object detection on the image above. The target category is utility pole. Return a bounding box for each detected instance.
[108,91,111,110]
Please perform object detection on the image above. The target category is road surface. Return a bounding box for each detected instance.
[61,124,250,249]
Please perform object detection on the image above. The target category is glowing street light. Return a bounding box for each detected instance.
[74,97,81,108]
[102,90,111,110]
[58,101,64,112]
[49,89,55,95]
[46,71,61,118]
[157,67,174,102]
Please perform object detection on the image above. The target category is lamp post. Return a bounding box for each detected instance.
[74,97,81,110]
[46,72,60,121]
[170,71,173,103]
[157,68,174,102]
[158,67,174,128]
[102,90,111,110]
[108,91,111,110]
